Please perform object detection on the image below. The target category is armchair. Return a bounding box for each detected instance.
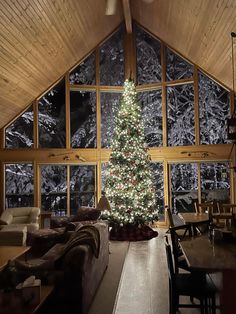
[0,207,40,232]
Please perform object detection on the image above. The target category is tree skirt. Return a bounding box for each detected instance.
[109,224,158,241]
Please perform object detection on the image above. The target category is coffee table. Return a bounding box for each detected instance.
[0,285,54,314]
[0,246,31,269]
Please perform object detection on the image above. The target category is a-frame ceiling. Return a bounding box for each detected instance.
[0,0,236,129]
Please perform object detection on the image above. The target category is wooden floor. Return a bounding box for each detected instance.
[113,228,214,314]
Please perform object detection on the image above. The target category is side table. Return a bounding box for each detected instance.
[40,211,52,228]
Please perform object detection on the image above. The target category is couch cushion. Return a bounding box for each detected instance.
[0,211,13,224]
[12,216,29,224]
[73,207,101,222]
[50,216,71,228]
[0,225,27,246]
[29,207,40,222]
[27,228,66,256]
[0,219,8,225]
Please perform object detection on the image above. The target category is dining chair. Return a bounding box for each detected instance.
[213,203,236,229]
[193,201,215,234]
[169,225,212,305]
[165,206,192,238]
[217,203,236,214]
[169,226,191,273]
[164,236,217,314]
[194,200,216,215]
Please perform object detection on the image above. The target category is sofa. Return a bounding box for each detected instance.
[15,220,109,314]
[50,206,101,229]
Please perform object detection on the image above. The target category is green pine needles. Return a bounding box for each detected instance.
[101,80,159,226]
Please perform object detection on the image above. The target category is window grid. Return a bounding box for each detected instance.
[2,24,234,218]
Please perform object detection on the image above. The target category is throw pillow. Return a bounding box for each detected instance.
[73,207,101,222]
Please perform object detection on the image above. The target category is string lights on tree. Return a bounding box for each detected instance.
[101,79,159,227]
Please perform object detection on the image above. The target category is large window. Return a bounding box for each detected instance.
[69,52,95,85]
[38,79,66,148]
[170,163,198,213]
[200,162,230,202]
[70,165,96,215]
[101,92,121,148]
[136,25,161,84]
[41,165,67,216]
[70,91,96,148]
[5,105,34,148]
[100,27,124,86]
[138,90,163,147]
[3,23,233,220]
[5,163,34,208]
[166,48,193,81]
[167,84,195,146]
[199,72,230,144]
[40,165,96,216]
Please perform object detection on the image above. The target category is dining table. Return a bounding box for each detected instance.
[180,235,236,272]
[180,234,236,314]
[178,212,210,235]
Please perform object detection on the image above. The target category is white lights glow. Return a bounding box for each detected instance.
[101,80,159,226]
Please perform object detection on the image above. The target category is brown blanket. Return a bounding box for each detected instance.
[59,224,100,259]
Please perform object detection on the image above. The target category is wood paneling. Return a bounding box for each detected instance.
[0,144,232,163]
[0,0,236,129]
[0,0,123,128]
[132,0,236,92]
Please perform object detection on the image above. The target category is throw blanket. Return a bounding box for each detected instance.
[59,225,100,260]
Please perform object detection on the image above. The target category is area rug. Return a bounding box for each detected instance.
[109,224,158,241]
[88,241,130,314]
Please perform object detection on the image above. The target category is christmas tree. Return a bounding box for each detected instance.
[102,80,159,227]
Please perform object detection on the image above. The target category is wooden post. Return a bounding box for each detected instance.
[124,32,136,81]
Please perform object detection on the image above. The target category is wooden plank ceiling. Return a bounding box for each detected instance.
[0,0,122,128]
[132,0,236,89]
[0,0,236,129]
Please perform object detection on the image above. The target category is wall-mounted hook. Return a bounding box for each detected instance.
[75,155,86,162]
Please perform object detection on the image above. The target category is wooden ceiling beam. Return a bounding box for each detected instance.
[122,0,132,34]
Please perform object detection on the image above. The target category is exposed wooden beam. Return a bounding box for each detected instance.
[122,0,132,34]
[106,0,117,15]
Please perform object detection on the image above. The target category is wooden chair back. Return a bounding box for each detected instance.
[164,237,217,313]
[165,206,174,228]
[164,236,175,281]
[217,203,236,214]
[194,200,216,216]
[169,228,184,273]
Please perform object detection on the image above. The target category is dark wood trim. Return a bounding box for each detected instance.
[67,165,70,215]
[0,162,4,213]
[122,0,132,34]
[0,128,4,149]
[194,66,200,145]
[162,84,167,147]
[33,100,39,149]
[124,32,136,80]
[65,73,71,149]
